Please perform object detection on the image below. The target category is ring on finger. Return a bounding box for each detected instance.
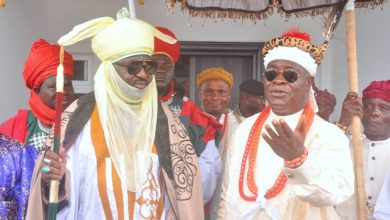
[43,158,52,166]
[42,166,50,173]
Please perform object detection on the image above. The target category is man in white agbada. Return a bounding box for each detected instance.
[217,29,354,220]
[26,8,205,220]
[196,67,242,218]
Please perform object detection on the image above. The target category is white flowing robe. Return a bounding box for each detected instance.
[55,119,219,219]
[217,109,354,220]
[56,120,167,220]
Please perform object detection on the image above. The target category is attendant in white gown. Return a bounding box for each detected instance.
[196,67,242,219]
[336,80,390,219]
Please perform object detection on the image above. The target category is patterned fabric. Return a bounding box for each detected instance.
[26,95,205,220]
[164,95,222,156]
[0,110,49,152]
[0,134,38,220]
[25,111,50,152]
[262,32,326,65]
[197,67,234,89]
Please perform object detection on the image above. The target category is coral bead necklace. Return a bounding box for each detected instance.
[239,103,314,201]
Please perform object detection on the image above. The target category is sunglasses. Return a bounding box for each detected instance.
[263,69,301,83]
[115,60,157,75]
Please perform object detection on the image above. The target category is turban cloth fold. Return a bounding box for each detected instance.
[154,26,180,63]
[197,67,234,89]
[363,80,390,103]
[57,8,177,192]
[23,38,74,126]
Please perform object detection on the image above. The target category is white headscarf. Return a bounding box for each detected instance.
[263,46,319,113]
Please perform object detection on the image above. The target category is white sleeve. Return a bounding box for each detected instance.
[197,139,222,203]
[283,127,355,206]
[374,169,390,219]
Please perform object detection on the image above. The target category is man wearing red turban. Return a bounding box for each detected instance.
[0,39,75,151]
[153,27,223,210]
[336,80,390,219]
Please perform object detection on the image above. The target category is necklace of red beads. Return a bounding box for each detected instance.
[239,103,315,201]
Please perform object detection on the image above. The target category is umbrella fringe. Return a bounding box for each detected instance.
[355,0,386,9]
[277,7,333,20]
[165,0,387,21]
[180,2,273,21]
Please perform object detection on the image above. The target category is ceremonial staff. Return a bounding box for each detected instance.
[345,0,367,219]
[47,46,65,220]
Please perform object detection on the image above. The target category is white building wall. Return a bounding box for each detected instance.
[0,0,49,122]
[1,0,389,122]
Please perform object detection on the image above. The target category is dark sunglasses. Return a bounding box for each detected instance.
[115,60,157,75]
[263,69,301,83]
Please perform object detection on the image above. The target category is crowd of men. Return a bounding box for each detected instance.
[0,7,389,220]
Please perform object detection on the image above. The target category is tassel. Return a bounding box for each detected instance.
[322,0,348,44]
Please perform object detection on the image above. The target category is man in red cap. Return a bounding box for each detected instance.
[0,39,75,152]
[152,26,223,206]
[336,80,390,219]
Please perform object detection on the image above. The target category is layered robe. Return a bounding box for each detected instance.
[162,94,222,203]
[26,93,204,220]
[217,109,354,220]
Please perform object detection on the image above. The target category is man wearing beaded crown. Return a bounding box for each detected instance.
[217,28,354,220]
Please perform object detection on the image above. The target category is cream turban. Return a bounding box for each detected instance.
[57,8,177,193]
[58,8,176,62]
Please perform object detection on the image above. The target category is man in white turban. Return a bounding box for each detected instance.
[26,8,204,220]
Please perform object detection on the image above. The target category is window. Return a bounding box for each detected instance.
[71,53,94,94]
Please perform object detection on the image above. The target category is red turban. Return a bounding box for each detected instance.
[23,39,74,126]
[154,27,180,63]
[363,80,390,103]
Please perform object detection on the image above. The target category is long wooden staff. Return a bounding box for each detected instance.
[47,46,65,220]
[345,0,367,219]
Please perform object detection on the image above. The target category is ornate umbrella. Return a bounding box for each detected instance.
[161,1,385,220]
[166,0,383,21]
